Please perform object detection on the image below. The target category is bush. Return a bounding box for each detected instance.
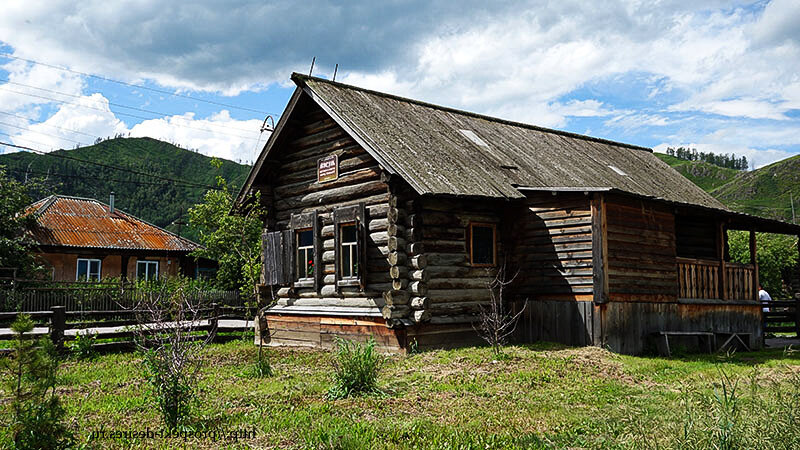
[142,349,195,430]
[69,330,98,360]
[327,338,382,399]
[0,314,73,449]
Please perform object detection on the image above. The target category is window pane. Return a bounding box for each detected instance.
[77,260,88,280]
[149,262,158,280]
[342,245,351,277]
[472,225,494,265]
[342,224,357,243]
[298,229,313,247]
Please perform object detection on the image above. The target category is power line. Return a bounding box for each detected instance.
[0,86,262,141]
[0,110,99,139]
[0,52,280,116]
[6,166,203,189]
[0,121,87,146]
[0,141,218,190]
[0,78,261,135]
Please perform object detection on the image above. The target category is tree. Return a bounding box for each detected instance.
[728,231,798,297]
[474,265,526,356]
[188,159,264,297]
[0,165,45,279]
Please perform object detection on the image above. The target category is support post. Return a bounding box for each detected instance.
[50,306,65,352]
[591,195,608,304]
[750,230,758,301]
[209,302,219,343]
[718,222,727,300]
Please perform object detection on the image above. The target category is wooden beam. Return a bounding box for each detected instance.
[718,221,728,300]
[591,194,608,304]
[750,230,759,301]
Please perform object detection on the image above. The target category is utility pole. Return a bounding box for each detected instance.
[172,207,188,236]
[791,192,796,224]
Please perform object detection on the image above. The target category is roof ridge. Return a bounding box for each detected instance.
[291,72,653,153]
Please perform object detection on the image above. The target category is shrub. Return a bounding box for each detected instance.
[142,349,195,430]
[327,337,382,399]
[0,314,73,449]
[69,330,98,360]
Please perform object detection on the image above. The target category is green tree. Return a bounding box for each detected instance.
[188,159,264,297]
[728,231,798,297]
[0,165,45,278]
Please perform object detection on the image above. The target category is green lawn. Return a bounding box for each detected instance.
[3,340,800,449]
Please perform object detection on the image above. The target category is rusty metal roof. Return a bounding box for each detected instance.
[285,73,726,210]
[25,195,199,252]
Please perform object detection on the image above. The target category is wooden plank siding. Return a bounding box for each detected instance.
[509,192,594,300]
[605,194,678,302]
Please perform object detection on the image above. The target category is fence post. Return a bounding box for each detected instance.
[209,302,219,343]
[50,306,66,352]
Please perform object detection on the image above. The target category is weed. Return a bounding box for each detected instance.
[327,337,382,399]
[70,330,98,360]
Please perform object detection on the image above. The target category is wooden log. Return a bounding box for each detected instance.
[428,277,493,290]
[407,214,422,228]
[429,301,485,314]
[427,289,490,302]
[413,309,431,323]
[410,296,429,310]
[387,252,407,266]
[274,180,387,211]
[406,227,422,241]
[274,167,381,198]
[274,193,390,221]
[392,279,409,290]
[322,250,335,263]
[409,269,429,282]
[409,281,428,296]
[381,305,410,319]
[387,207,407,223]
[389,265,408,279]
[409,254,427,269]
[407,242,425,256]
[368,218,391,232]
[277,287,293,298]
[383,289,409,305]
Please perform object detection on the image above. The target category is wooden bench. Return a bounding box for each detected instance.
[656,331,715,356]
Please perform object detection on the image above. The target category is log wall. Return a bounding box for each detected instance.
[605,195,678,302]
[257,97,394,318]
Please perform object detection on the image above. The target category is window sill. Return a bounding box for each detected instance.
[293,279,315,288]
[336,278,361,288]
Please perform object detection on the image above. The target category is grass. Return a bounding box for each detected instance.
[2,341,800,448]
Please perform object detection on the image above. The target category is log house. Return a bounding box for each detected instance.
[238,74,800,354]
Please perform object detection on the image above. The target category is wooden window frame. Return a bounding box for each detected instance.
[469,222,497,267]
[333,203,367,291]
[136,260,159,281]
[338,222,359,280]
[295,228,315,284]
[76,258,102,282]
[289,211,321,290]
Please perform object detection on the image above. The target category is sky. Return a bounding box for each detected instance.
[0,0,798,168]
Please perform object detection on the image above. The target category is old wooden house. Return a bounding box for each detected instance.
[26,195,205,281]
[238,73,800,354]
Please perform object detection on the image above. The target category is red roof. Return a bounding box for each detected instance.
[26,195,199,252]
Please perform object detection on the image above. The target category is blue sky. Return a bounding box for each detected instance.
[0,0,798,168]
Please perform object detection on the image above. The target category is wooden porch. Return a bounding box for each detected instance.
[677,257,757,301]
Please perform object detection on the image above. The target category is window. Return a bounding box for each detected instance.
[76,258,101,281]
[339,223,359,278]
[296,228,314,280]
[137,260,159,281]
[469,223,496,266]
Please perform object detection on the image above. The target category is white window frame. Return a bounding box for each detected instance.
[136,260,159,281]
[296,228,315,281]
[339,222,359,279]
[76,258,102,282]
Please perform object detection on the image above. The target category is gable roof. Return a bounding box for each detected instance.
[25,195,199,252]
[241,74,726,210]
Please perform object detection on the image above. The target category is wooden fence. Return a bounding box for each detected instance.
[0,303,256,353]
[762,299,800,337]
[677,258,755,300]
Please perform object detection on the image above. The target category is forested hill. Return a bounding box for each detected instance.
[0,137,250,241]
[656,152,800,223]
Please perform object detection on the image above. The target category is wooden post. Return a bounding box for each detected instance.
[749,230,758,301]
[50,306,66,352]
[209,302,219,343]
[591,195,608,304]
[718,222,727,300]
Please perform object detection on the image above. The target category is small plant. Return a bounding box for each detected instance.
[474,264,525,356]
[244,345,273,378]
[327,337,382,399]
[712,368,740,450]
[142,348,195,430]
[70,329,98,360]
[0,314,74,449]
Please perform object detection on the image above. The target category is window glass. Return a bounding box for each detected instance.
[137,261,159,281]
[471,225,495,265]
[77,260,88,280]
[296,229,314,280]
[77,258,102,281]
[340,223,358,278]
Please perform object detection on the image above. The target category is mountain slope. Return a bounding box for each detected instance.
[710,155,800,222]
[0,137,250,241]
[654,153,740,191]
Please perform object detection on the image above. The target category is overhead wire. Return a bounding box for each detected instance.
[0,52,281,116]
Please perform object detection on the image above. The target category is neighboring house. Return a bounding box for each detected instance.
[237,73,800,354]
[26,195,204,282]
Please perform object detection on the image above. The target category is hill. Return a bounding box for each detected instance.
[655,153,740,191]
[710,154,800,222]
[0,137,251,241]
